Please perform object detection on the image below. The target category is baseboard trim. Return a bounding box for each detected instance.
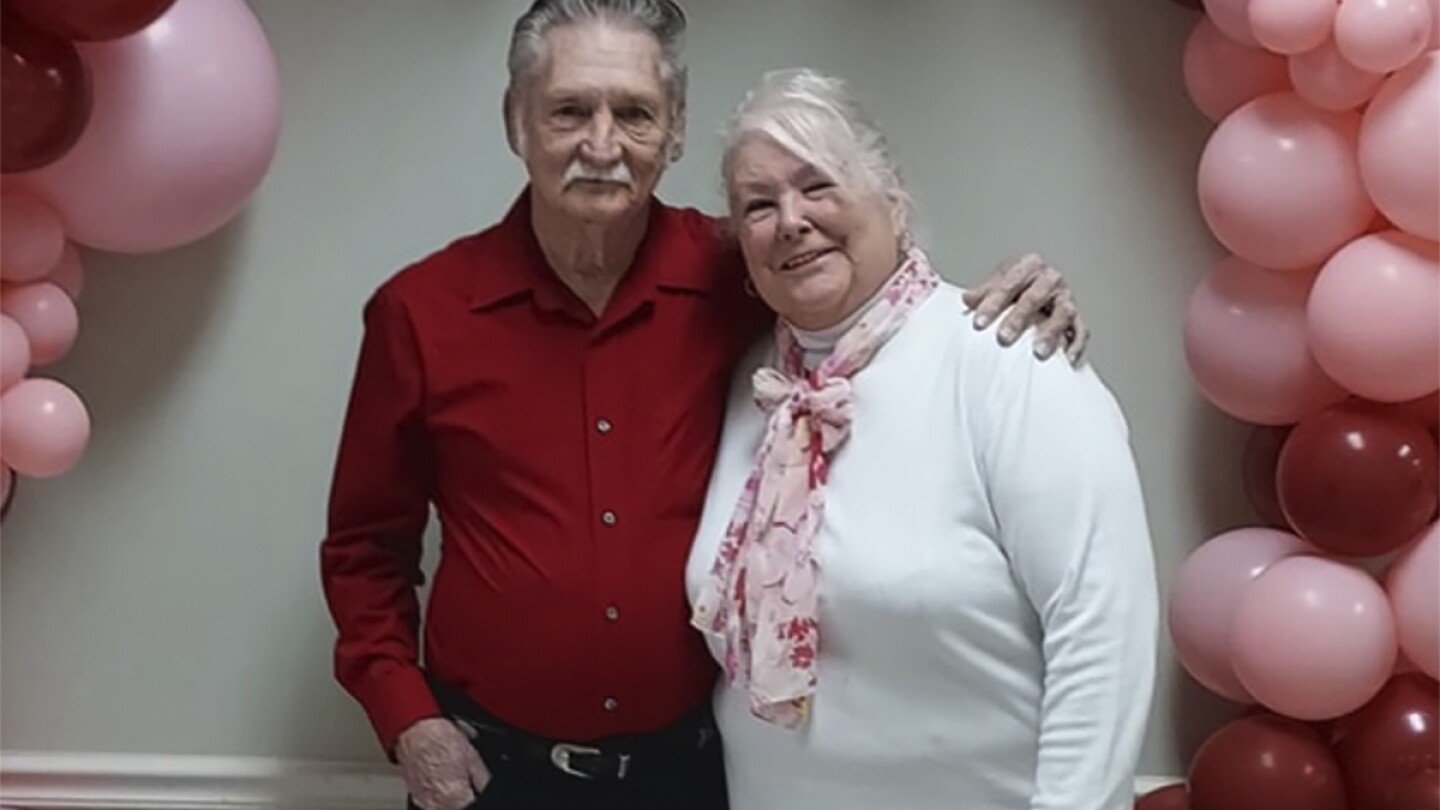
[1,750,1184,809]
[1135,775,1186,794]
[0,752,403,810]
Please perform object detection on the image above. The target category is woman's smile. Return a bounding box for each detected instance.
[777,246,839,273]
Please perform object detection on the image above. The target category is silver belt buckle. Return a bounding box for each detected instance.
[550,742,619,780]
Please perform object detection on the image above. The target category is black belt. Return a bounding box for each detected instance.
[424,674,718,782]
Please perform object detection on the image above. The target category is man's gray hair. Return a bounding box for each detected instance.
[507,0,689,110]
[722,69,912,231]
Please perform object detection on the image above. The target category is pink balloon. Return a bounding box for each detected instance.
[1232,555,1398,719]
[14,0,281,253]
[0,282,78,367]
[1386,523,1439,678]
[1308,231,1440,402]
[1185,257,1348,424]
[0,192,65,283]
[1206,0,1263,45]
[1251,0,1338,54]
[0,377,90,477]
[1185,18,1292,120]
[1359,53,1439,240]
[1169,528,1315,703]
[44,243,82,301]
[0,314,31,391]
[1198,93,1374,270]
[1335,0,1433,72]
[1290,38,1387,110]
[1429,0,1440,47]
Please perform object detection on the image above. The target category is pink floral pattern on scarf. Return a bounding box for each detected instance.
[691,249,940,728]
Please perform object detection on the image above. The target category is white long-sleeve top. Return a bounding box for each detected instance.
[685,281,1159,810]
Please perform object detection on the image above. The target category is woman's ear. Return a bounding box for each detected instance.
[717,213,740,247]
[889,195,909,246]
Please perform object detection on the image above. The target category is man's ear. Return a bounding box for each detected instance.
[503,88,523,157]
[667,99,687,163]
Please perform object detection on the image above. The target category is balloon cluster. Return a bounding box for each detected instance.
[0,0,281,520]
[1145,1,1439,809]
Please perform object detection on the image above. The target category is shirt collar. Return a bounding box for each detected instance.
[465,190,556,313]
[465,188,717,315]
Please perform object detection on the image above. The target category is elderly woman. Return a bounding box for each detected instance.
[686,69,1158,810]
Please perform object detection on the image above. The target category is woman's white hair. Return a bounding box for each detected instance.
[722,68,912,232]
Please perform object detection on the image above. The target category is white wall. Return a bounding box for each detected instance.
[1,0,1254,777]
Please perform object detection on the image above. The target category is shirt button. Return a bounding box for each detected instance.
[596,418,612,434]
[604,605,620,621]
[603,697,619,712]
[601,510,617,526]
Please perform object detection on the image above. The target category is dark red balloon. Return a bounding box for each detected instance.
[1362,396,1439,522]
[0,473,15,523]
[1136,783,1190,810]
[7,0,176,42]
[1332,673,1440,810]
[0,7,91,173]
[1277,401,1439,557]
[1167,0,1204,8]
[1242,425,1293,529]
[1392,768,1440,810]
[1389,392,1440,439]
[1189,715,1346,810]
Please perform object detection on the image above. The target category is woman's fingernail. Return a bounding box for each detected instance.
[1034,340,1051,357]
[1001,326,1018,342]
[974,314,990,329]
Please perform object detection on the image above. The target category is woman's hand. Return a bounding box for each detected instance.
[962,253,1090,365]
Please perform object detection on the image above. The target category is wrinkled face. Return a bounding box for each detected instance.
[508,21,678,225]
[728,135,901,330]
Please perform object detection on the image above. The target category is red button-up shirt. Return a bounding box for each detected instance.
[321,191,770,752]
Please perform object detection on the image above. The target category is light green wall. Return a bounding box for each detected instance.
[1,0,1252,776]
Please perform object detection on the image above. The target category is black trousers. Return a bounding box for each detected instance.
[405,742,726,810]
[403,679,728,810]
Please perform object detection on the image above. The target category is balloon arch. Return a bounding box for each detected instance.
[1144,1,1439,809]
[0,0,281,518]
[1,2,1437,808]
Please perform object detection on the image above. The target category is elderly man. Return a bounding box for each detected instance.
[321,2,1086,809]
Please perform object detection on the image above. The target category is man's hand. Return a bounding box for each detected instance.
[396,717,490,810]
[961,253,1090,365]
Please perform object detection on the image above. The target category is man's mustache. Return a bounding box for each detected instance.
[563,160,633,187]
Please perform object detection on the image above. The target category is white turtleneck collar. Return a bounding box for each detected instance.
[788,279,892,372]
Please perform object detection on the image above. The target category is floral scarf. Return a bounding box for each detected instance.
[691,248,940,728]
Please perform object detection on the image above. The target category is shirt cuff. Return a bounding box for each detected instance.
[356,664,442,760]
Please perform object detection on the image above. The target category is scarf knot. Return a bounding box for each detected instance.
[753,370,854,458]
